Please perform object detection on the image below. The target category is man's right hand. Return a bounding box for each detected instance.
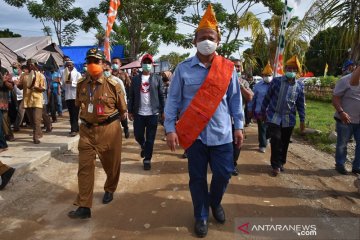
[339,111,351,124]
[128,113,133,121]
[166,132,179,152]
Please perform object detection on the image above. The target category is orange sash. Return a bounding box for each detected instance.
[176,55,234,149]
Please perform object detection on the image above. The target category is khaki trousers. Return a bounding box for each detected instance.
[0,161,10,175]
[26,108,43,141]
[75,120,122,208]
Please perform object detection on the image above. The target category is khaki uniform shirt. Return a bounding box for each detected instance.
[76,75,127,124]
[21,71,45,109]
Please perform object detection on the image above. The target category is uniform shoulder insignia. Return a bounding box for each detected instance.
[77,76,86,84]
[107,76,119,87]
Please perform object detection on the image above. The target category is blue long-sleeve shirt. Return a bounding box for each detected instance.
[248,80,271,119]
[261,76,305,127]
[164,55,244,146]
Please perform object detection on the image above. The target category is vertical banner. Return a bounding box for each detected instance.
[104,0,121,61]
[273,0,294,77]
[324,63,328,77]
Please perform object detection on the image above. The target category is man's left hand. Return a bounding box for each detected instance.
[300,122,305,134]
[234,129,244,149]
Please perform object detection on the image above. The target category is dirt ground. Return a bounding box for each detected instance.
[0,125,359,240]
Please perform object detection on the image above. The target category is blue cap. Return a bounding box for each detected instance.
[343,60,355,69]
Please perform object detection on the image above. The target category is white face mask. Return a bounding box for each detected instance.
[263,76,273,83]
[196,40,217,56]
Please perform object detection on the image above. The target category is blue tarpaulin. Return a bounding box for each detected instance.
[60,45,124,72]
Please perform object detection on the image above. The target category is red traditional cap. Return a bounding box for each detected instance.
[141,53,154,63]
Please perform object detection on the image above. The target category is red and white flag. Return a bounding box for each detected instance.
[104,0,121,61]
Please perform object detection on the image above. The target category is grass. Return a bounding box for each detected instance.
[295,99,336,153]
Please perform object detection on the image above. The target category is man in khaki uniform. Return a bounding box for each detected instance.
[68,48,127,219]
[16,59,46,144]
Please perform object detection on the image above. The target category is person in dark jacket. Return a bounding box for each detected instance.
[128,54,165,170]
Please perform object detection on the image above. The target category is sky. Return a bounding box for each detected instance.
[0,0,313,59]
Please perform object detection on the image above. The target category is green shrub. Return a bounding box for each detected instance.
[319,75,339,87]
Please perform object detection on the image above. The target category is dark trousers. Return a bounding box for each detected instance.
[42,104,52,131]
[187,140,233,220]
[268,123,294,169]
[2,110,13,138]
[133,114,158,162]
[66,99,79,133]
[0,110,8,149]
[244,104,251,125]
[121,118,129,133]
[232,124,241,167]
[257,120,268,148]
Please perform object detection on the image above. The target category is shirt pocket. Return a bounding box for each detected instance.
[183,77,202,96]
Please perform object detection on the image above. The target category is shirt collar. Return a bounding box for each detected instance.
[86,75,105,84]
[190,55,211,69]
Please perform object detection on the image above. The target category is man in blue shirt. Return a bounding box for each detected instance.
[164,4,244,237]
[261,56,305,176]
[248,63,273,153]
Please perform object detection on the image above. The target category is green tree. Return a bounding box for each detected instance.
[0,29,21,38]
[4,0,85,46]
[82,0,191,60]
[159,52,190,71]
[311,0,360,61]
[305,27,349,76]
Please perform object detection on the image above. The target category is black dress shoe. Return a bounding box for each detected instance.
[0,167,15,190]
[102,191,114,204]
[68,207,91,219]
[194,220,208,238]
[124,129,130,139]
[211,205,225,224]
[143,162,151,170]
[232,166,239,176]
[336,166,348,175]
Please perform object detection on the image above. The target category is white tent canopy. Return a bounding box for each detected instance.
[0,42,20,72]
[0,36,64,69]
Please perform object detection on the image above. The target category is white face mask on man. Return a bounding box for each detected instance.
[263,76,273,83]
[196,40,217,56]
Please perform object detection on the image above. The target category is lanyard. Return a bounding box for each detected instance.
[88,83,99,102]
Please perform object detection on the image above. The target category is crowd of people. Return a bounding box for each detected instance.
[0,3,359,238]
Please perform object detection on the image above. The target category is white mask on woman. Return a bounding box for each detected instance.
[196,40,217,56]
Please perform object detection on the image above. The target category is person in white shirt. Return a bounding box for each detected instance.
[62,61,82,136]
[12,63,25,132]
[128,54,165,170]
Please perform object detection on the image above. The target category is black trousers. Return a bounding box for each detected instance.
[121,118,129,133]
[268,123,294,169]
[66,99,79,133]
[232,124,241,167]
